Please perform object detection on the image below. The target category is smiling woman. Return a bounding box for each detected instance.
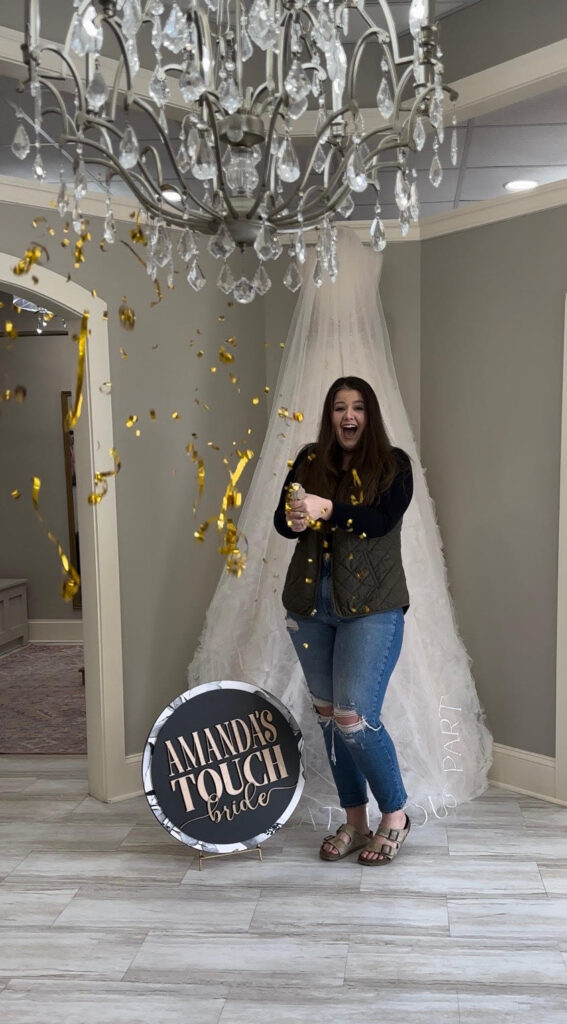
[274,375,414,863]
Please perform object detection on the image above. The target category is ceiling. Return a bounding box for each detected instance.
[0,0,565,224]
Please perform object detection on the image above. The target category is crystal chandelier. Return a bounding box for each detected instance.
[16,0,457,301]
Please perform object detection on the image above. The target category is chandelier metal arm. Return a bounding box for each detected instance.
[98,13,135,110]
[37,46,87,115]
[346,29,397,109]
[276,11,295,99]
[245,91,286,221]
[201,93,241,222]
[32,79,76,142]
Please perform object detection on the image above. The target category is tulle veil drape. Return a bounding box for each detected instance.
[188,227,492,825]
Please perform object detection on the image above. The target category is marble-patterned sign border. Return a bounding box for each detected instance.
[142,679,306,854]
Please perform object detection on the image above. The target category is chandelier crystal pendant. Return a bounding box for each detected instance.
[19,0,457,301]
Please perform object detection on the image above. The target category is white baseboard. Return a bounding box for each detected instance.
[104,746,565,807]
[105,753,144,802]
[488,741,565,804]
[29,619,83,644]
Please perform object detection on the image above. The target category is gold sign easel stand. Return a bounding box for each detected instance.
[197,844,263,870]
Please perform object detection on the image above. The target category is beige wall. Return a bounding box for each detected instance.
[421,207,566,758]
[0,201,268,754]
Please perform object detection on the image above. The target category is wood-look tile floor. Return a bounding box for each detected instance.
[1,756,567,1023]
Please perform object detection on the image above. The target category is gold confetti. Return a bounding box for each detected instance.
[61,238,70,247]
[31,476,80,600]
[149,409,157,420]
[210,366,217,373]
[4,321,18,339]
[135,429,141,437]
[126,415,138,428]
[303,642,309,649]
[264,386,270,394]
[197,349,204,357]
[207,441,220,450]
[14,385,26,402]
[88,448,121,505]
[103,310,109,320]
[228,336,237,346]
[218,347,234,364]
[118,298,136,330]
[32,216,46,228]
[287,460,293,468]
[218,314,225,322]
[119,347,128,359]
[91,288,97,298]
[305,577,313,584]
[64,312,89,430]
[203,403,211,411]
[277,407,289,419]
[279,342,285,349]
[292,411,304,422]
[11,489,21,499]
[252,397,260,405]
[172,411,181,420]
[48,227,55,236]
[229,373,238,385]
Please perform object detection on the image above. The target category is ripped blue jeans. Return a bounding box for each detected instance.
[286,559,407,814]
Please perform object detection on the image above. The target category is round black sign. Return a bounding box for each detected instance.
[142,680,305,853]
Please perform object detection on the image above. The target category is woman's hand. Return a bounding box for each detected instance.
[289,493,333,529]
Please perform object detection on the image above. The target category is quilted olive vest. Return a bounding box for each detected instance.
[281,521,409,618]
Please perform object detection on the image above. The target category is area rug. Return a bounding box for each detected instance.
[0,644,86,754]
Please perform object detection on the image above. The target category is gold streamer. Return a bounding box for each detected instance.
[64,312,89,431]
[350,468,364,505]
[12,243,48,276]
[87,448,121,505]
[74,229,91,269]
[127,209,145,245]
[186,442,205,506]
[31,476,80,601]
[193,449,254,576]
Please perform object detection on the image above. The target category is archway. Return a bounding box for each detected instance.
[0,253,133,801]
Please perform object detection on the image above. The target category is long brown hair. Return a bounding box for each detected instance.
[297,377,398,503]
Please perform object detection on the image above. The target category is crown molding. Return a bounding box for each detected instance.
[417,178,567,240]
[1,175,566,244]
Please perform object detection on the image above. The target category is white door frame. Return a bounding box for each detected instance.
[556,299,567,802]
[0,253,138,801]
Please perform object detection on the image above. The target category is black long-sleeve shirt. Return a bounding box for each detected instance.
[274,446,413,540]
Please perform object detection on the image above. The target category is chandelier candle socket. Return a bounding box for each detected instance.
[19,0,457,300]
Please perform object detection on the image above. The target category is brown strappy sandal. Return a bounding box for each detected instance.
[358,814,411,865]
[319,823,372,862]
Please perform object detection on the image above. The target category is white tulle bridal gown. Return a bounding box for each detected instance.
[188,227,492,826]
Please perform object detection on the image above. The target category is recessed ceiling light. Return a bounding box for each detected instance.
[504,180,539,193]
[161,185,182,203]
